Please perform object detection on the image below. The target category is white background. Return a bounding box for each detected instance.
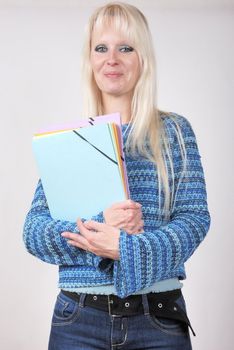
[0,0,233,349]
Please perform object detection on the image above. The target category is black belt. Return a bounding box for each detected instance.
[61,289,195,336]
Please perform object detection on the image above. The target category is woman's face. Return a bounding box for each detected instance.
[90,24,141,100]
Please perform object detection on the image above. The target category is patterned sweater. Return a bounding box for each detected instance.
[23,113,211,298]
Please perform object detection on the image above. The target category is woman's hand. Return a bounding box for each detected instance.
[104,200,144,234]
[61,219,121,260]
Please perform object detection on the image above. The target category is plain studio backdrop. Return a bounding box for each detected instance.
[0,0,233,349]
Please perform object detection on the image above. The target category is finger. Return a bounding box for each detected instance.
[136,209,143,219]
[68,239,90,250]
[61,231,91,250]
[61,231,88,245]
[123,199,142,209]
[124,209,139,223]
[109,200,142,210]
[83,220,96,230]
[129,209,143,222]
[126,227,144,235]
[61,231,79,240]
[135,220,145,234]
[125,219,144,233]
[77,219,107,247]
[133,220,144,233]
[77,219,95,239]
[82,220,107,232]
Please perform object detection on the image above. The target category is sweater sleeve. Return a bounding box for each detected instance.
[23,179,105,267]
[112,115,211,297]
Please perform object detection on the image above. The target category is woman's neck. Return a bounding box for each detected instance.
[102,94,132,125]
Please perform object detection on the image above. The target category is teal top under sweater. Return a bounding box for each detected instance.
[23,113,211,298]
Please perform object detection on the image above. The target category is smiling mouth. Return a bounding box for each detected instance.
[104,73,123,78]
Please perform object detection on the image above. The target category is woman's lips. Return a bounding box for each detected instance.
[104,72,123,78]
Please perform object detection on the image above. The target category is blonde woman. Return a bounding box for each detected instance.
[23,2,210,349]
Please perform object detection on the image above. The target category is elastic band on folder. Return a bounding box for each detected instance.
[72,130,118,165]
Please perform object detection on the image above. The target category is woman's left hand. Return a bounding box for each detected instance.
[61,219,121,260]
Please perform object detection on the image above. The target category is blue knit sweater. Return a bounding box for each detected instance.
[23,113,210,298]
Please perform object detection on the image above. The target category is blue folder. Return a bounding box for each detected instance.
[33,122,127,221]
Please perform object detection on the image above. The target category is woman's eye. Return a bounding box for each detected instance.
[94,45,107,53]
[119,45,134,53]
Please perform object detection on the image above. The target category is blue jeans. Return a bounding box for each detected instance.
[48,291,192,350]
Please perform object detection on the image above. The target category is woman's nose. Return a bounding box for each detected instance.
[107,49,119,66]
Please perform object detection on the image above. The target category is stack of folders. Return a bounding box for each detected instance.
[32,113,129,222]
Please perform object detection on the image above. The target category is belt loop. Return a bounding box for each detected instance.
[107,295,114,315]
[142,294,150,315]
[78,293,86,308]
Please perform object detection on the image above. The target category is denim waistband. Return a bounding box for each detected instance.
[61,288,195,336]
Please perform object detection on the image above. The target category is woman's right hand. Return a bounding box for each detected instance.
[103,200,144,234]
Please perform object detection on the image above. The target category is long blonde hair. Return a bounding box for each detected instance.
[81,2,187,218]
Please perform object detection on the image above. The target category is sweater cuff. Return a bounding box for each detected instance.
[113,230,137,297]
[90,211,114,270]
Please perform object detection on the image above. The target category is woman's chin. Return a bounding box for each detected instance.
[101,88,132,99]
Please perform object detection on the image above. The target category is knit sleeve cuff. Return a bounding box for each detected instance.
[113,230,138,297]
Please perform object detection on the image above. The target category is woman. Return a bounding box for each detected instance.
[23,2,210,349]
